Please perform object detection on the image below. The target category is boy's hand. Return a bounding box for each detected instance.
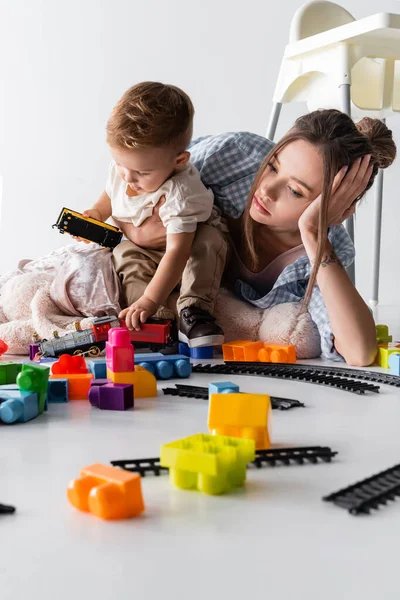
[119,296,159,330]
[71,209,103,243]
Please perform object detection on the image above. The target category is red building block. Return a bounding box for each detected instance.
[51,354,88,375]
[106,328,134,373]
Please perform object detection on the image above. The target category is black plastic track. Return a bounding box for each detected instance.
[252,446,337,467]
[162,384,305,410]
[192,363,381,395]
[111,457,168,476]
[111,446,337,476]
[323,463,400,515]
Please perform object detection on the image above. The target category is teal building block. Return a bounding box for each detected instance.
[0,391,39,423]
[208,381,240,395]
[47,379,69,403]
[389,353,400,376]
[16,364,50,415]
[88,360,107,379]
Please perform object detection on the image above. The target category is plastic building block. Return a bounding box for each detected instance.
[88,360,107,379]
[107,369,135,385]
[258,344,296,364]
[17,363,49,414]
[223,340,264,362]
[0,391,39,423]
[0,339,8,357]
[0,362,23,385]
[388,353,400,376]
[51,354,88,375]
[208,381,240,395]
[376,324,392,344]
[375,343,400,369]
[89,383,134,410]
[47,379,69,403]
[67,463,145,520]
[160,433,255,495]
[90,378,110,387]
[106,366,157,397]
[178,342,214,359]
[29,343,40,361]
[208,392,271,449]
[106,328,134,373]
[135,353,191,379]
[50,373,93,400]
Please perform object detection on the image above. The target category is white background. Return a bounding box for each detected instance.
[0,0,399,304]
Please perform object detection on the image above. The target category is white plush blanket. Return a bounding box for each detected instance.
[0,243,321,358]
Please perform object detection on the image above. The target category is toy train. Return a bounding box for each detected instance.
[52,207,123,249]
[35,316,177,359]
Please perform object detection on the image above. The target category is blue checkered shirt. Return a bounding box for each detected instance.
[190,132,356,361]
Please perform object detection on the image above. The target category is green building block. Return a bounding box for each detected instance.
[376,324,392,345]
[0,362,23,385]
[160,433,255,495]
[16,364,50,415]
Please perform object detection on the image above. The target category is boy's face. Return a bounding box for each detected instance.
[110,146,187,194]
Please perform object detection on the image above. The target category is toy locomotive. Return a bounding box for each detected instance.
[52,208,123,249]
[34,316,177,359]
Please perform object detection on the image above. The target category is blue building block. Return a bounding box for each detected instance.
[208,381,240,395]
[47,379,69,403]
[88,360,107,379]
[389,353,400,376]
[0,384,20,391]
[178,343,214,359]
[135,353,191,380]
[0,391,39,423]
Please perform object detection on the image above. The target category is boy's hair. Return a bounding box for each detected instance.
[106,81,194,152]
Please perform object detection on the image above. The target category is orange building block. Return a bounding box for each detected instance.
[106,366,157,398]
[67,463,145,520]
[223,341,264,362]
[50,373,93,399]
[208,392,271,449]
[258,344,296,364]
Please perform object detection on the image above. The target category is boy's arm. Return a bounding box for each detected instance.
[83,190,112,222]
[120,231,196,330]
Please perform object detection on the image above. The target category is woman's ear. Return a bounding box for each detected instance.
[175,151,190,169]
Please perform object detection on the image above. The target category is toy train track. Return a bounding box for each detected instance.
[162,384,305,410]
[192,363,381,395]
[111,446,337,476]
[323,463,400,515]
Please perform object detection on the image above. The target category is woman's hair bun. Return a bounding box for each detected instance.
[356,117,396,169]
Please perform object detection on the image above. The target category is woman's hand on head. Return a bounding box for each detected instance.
[298,154,373,238]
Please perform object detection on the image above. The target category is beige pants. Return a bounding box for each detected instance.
[112,223,228,319]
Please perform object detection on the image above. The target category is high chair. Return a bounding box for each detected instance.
[266,0,400,304]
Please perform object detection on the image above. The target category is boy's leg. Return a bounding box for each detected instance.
[112,240,176,320]
[177,223,228,347]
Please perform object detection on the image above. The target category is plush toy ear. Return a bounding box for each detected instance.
[258,302,321,359]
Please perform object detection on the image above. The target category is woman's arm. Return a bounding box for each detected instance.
[119,231,195,330]
[301,232,376,366]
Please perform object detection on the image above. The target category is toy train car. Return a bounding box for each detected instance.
[52,207,123,249]
[36,316,177,359]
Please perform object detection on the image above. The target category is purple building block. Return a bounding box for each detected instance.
[88,383,134,411]
[90,378,110,387]
[29,343,40,361]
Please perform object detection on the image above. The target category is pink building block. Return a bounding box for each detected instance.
[106,328,134,373]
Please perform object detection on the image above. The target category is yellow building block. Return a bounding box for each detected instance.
[160,433,255,495]
[223,340,264,362]
[258,343,296,364]
[106,366,157,397]
[208,392,271,449]
[375,343,400,369]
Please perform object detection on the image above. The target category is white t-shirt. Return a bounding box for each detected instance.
[106,161,217,235]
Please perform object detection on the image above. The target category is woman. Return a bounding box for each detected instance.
[135,109,397,366]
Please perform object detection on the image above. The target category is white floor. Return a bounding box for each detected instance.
[1,356,400,600]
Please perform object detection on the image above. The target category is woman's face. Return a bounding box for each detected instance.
[249,139,324,231]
